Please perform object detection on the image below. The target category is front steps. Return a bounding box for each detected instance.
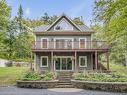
[55,72,74,88]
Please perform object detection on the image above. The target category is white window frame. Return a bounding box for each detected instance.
[79,56,87,67]
[40,56,48,67]
[54,18,73,31]
[79,38,87,49]
[41,38,49,49]
[54,38,74,49]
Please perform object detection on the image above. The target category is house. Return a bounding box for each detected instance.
[32,14,109,74]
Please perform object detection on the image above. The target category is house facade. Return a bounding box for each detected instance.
[32,14,109,73]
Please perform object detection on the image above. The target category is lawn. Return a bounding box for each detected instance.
[0,67,29,86]
[106,63,127,76]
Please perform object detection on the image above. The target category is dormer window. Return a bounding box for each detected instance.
[54,18,73,31]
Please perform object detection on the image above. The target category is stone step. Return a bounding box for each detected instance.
[55,85,74,88]
[58,82,72,85]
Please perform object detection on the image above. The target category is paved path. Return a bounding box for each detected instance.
[0,86,126,95]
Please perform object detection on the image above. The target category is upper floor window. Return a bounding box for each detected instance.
[54,19,73,31]
[79,38,86,49]
[41,38,48,49]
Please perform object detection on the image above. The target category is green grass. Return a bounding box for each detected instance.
[0,67,29,86]
[105,63,127,76]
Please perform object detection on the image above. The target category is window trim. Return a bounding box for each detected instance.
[40,56,48,67]
[79,38,87,49]
[54,18,73,31]
[41,38,49,49]
[79,56,87,67]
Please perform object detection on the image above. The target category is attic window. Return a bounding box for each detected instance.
[54,18,73,31]
[55,26,61,30]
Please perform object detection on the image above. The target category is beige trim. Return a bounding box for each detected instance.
[40,56,48,67]
[79,56,87,67]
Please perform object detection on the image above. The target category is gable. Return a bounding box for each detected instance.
[47,15,81,31]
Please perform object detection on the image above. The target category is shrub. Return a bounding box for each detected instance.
[21,71,41,81]
[5,61,13,67]
[21,71,56,81]
[73,72,127,82]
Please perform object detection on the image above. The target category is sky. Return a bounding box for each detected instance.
[6,0,94,26]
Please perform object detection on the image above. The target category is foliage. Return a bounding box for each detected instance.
[21,71,56,81]
[21,71,41,81]
[94,0,127,66]
[73,73,127,82]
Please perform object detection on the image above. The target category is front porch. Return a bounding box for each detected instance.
[34,50,110,73]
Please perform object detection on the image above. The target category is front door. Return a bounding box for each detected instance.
[55,57,73,71]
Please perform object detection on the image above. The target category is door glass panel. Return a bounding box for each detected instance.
[62,58,66,70]
[55,58,60,70]
[67,58,72,70]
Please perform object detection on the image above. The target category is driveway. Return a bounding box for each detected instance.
[0,86,126,95]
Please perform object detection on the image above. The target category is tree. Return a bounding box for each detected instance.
[17,4,23,33]
[94,0,127,66]
[41,13,50,24]
[73,17,84,25]
[0,0,10,58]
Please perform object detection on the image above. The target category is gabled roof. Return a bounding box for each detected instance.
[34,14,94,32]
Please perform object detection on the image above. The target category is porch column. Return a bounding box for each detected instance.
[51,51,54,71]
[106,52,110,70]
[95,51,98,70]
[75,51,77,72]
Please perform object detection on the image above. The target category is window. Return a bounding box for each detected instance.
[54,19,73,31]
[79,38,86,49]
[79,56,87,67]
[41,38,48,49]
[40,56,48,67]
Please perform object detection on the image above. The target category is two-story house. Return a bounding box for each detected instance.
[32,14,109,74]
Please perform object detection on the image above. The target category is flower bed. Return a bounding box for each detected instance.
[17,71,58,88]
[73,73,127,82]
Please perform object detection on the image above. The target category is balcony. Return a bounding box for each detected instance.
[32,41,109,51]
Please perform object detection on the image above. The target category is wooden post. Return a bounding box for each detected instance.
[51,51,54,71]
[75,51,77,72]
[95,51,98,70]
[106,52,110,70]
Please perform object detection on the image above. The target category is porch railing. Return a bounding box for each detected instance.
[32,41,109,50]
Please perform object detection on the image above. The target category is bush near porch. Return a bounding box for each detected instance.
[21,71,57,81]
[73,64,127,82]
[73,73,127,82]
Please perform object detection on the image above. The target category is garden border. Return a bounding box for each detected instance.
[17,80,58,89]
[71,80,127,92]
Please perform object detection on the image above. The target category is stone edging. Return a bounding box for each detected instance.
[17,80,58,89]
[71,80,127,92]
